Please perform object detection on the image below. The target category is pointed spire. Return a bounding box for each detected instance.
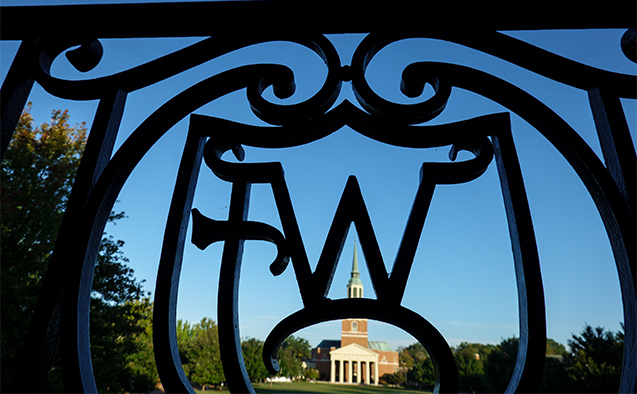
[352,240,360,276]
[347,240,363,288]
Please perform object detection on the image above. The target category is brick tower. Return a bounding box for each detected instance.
[341,241,368,347]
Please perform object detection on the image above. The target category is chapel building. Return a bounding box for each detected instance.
[309,243,399,384]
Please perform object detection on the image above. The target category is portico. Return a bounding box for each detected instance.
[309,243,399,384]
[329,343,379,385]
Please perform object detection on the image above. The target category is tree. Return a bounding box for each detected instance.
[1,104,157,392]
[539,355,569,393]
[484,337,518,392]
[188,318,225,390]
[407,355,436,389]
[85,228,158,393]
[381,372,406,385]
[177,319,196,376]
[124,298,159,392]
[177,318,225,390]
[177,322,314,387]
[546,338,567,356]
[453,342,494,362]
[400,343,435,389]
[1,105,87,389]
[563,324,623,393]
[385,328,623,393]
[277,335,311,379]
[399,342,428,370]
[242,337,270,383]
[304,368,319,381]
[453,342,492,393]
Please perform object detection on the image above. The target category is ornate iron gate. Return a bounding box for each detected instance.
[1,2,635,393]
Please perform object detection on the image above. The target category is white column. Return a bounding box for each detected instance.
[338,359,343,383]
[330,359,335,383]
[366,361,371,385]
[348,360,352,384]
[374,362,379,386]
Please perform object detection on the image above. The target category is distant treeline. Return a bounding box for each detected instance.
[176,318,316,390]
[390,323,624,393]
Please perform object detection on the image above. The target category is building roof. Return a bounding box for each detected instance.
[330,343,379,360]
[368,341,394,352]
[316,340,341,349]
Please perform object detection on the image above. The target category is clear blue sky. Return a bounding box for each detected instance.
[1,0,635,353]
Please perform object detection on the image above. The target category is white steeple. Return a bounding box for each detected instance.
[347,241,363,298]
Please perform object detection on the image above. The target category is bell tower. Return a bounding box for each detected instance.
[347,240,363,299]
[342,241,368,347]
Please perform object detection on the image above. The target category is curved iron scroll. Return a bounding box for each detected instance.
[1,20,634,394]
[164,102,541,394]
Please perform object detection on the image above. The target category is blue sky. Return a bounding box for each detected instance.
[1,1,635,353]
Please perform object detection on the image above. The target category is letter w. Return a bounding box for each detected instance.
[310,174,435,305]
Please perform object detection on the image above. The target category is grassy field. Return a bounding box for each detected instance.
[192,381,431,394]
[254,381,431,394]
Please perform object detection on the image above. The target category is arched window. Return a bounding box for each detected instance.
[352,321,358,332]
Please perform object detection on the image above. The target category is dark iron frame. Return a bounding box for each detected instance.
[1,2,635,393]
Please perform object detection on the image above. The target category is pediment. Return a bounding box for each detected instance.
[330,343,379,359]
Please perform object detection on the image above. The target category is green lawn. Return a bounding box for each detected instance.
[192,381,431,394]
[254,381,430,394]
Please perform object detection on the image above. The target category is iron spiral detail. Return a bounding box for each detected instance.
[0,16,634,393]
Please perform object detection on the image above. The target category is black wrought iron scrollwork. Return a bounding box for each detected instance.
[0,4,634,393]
[351,34,452,124]
[179,109,537,394]
[154,31,635,394]
[64,39,104,73]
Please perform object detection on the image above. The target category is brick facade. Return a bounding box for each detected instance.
[307,244,399,384]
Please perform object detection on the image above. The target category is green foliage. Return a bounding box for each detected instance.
[484,337,518,392]
[398,327,623,393]
[546,338,567,356]
[1,105,88,389]
[380,372,406,385]
[453,342,494,361]
[1,104,157,392]
[402,342,493,391]
[399,342,427,370]
[239,335,312,383]
[45,224,159,393]
[87,292,158,393]
[399,343,435,389]
[124,298,159,392]
[178,325,313,387]
[177,318,225,388]
[177,319,196,373]
[277,336,311,379]
[453,342,492,393]
[304,368,320,380]
[190,318,225,387]
[539,356,568,393]
[407,356,435,389]
[563,324,623,393]
[242,337,270,383]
